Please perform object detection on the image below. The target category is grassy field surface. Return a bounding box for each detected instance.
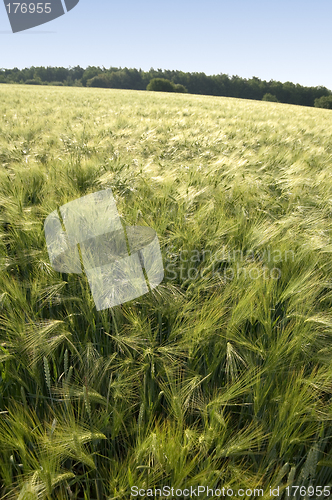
[1,84,332,499]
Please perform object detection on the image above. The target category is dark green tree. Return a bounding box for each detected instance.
[81,66,102,87]
[86,74,110,88]
[173,83,188,93]
[25,79,43,85]
[146,78,175,92]
[262,93,279,102]
[314,95,332,109]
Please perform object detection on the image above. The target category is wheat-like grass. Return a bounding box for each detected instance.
[0,84,332,498]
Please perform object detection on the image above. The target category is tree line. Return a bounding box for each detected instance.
[1,65,331,108]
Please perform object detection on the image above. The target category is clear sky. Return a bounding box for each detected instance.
[1,0,332,90]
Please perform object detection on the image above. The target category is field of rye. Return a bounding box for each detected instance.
[1,84,332,499]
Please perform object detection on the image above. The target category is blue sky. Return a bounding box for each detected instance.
[1,0,332,90]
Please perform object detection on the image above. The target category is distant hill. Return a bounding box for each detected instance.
[1,65,331,108]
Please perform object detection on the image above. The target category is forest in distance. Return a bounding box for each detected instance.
[1,64,332,109]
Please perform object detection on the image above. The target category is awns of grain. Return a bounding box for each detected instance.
[0,84,332,498]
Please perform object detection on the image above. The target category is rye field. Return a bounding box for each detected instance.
[1,84,332,499]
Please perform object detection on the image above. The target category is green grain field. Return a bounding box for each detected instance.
[1,84,332,499]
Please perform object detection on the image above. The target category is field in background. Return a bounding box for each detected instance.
[1,85,332,499]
